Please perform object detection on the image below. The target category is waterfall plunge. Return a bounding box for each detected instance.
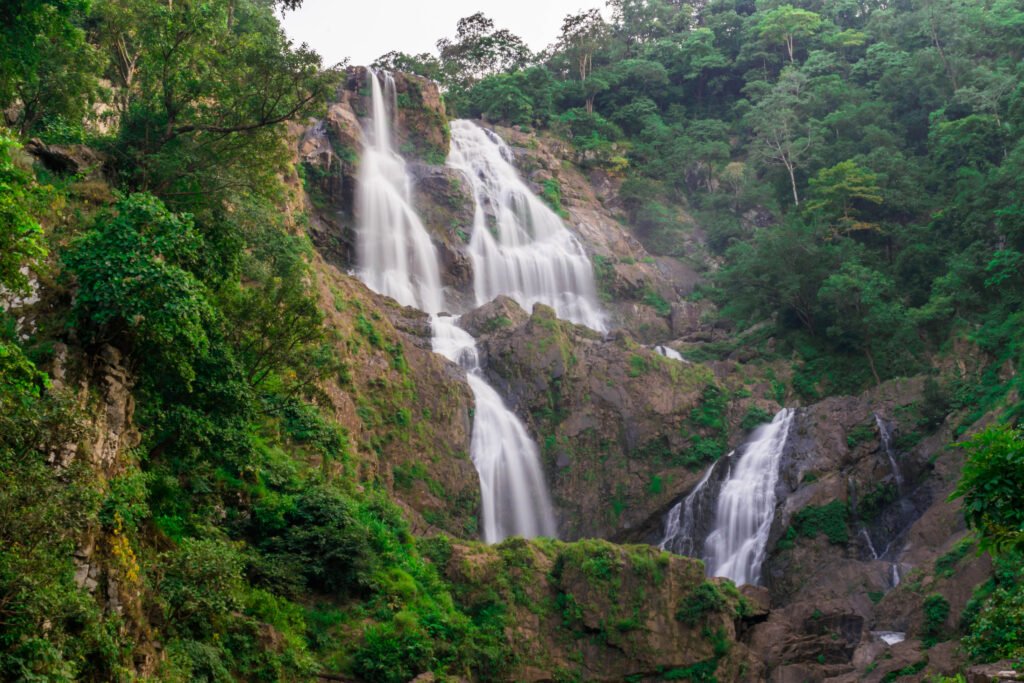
[448,120,606,332]
[432,317,557,542]
[354,71,561,543]
[356,71,443,314]
[660,408,794,585]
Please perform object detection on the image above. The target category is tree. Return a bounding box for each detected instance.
[103,0,330,198]
[0,131,46,297]
[746,67,816,206]
[0,0,101,135]
[558,9,606,84]
[436,13,531,89]
[950,425,1024,555]
[805,160,883,234]
[63,193,215,385]
[817,263,912,385]
[756,4,823,64]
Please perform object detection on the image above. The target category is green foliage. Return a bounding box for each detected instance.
[846,423,876,449]
[790,501,849,545]
[676,581,727,625]
[64,193,214,385]
[934,538,974,579]
[740,405,773,432]
[0,130,48,294]
[921,594,950,648]
[950,425,1024,555]
[961,550,1024,662]
[882,660,927,682]
[540,177,569,218]
[643,288,672,317]
[857,482,898,522]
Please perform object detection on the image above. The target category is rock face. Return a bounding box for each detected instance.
[312,256,481,537]
[730,377,984,681]
[462,297,745,541]
[442,537,757,682]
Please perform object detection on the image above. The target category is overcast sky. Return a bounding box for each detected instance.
[280,0,606,68]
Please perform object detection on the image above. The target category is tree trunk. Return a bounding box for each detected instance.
[785,158,800,206]
[865,347,882,386]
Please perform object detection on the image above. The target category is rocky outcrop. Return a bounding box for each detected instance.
[461,297,782,541]
[442,537,757,681]
[298,66,452,269]
[727,377,983,681]
[311,256,481,537]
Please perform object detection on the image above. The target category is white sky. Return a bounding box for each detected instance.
[280,0,606,68]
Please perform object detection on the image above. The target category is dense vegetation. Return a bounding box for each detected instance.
[0,1,512,680]
[2,0,1023,679]
[385,0,1023,412]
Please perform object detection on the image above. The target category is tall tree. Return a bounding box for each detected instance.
[746,67,816,206]
[436,13,531,89]
[756,4,823,64]
[558,9,607,84]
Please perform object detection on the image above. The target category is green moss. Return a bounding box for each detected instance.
[676,581,728,625]
[629,353,652,377]
[643,288,672,317]
[846,423,876,449]
[540,177,569,218]
[790,501,849,545]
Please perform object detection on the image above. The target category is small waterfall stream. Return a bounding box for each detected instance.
[354,72,601,542]
[448,120,606,331]
[660,408,794,585]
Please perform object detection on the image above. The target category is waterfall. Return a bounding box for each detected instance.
[701,409,794,585]
[356,70,443,314]
[660,462,719,556]
[353,70,560,542]
[654,345,689,363]
[447,120,606,332]
[874,413,903,490]
[432,317,557,542]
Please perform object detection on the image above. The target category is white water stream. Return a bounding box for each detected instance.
[448,120,606,331]
[660,408,794,585]
[432,317,557,541]
[704,408,794,585]
[356,71,442,313]
[355,71,603,542]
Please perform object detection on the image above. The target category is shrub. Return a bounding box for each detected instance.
[921,594,950,647]
[791,501,849,545]
[676,581,728,625]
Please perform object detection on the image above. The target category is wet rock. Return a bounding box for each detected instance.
[967,662,1024,683]
[469,300,719,540]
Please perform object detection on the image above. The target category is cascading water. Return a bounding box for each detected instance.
[448,120,606,332]
[660,463,717,556]
[703,409,794,585]
[874,413,903,490]
[354,71,561,543]
[356,71,442,313]
[654,345,689,363]
[660,409,794,585]
[432,317,557,542]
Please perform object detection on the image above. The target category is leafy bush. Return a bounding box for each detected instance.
[950,425,1024,555]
